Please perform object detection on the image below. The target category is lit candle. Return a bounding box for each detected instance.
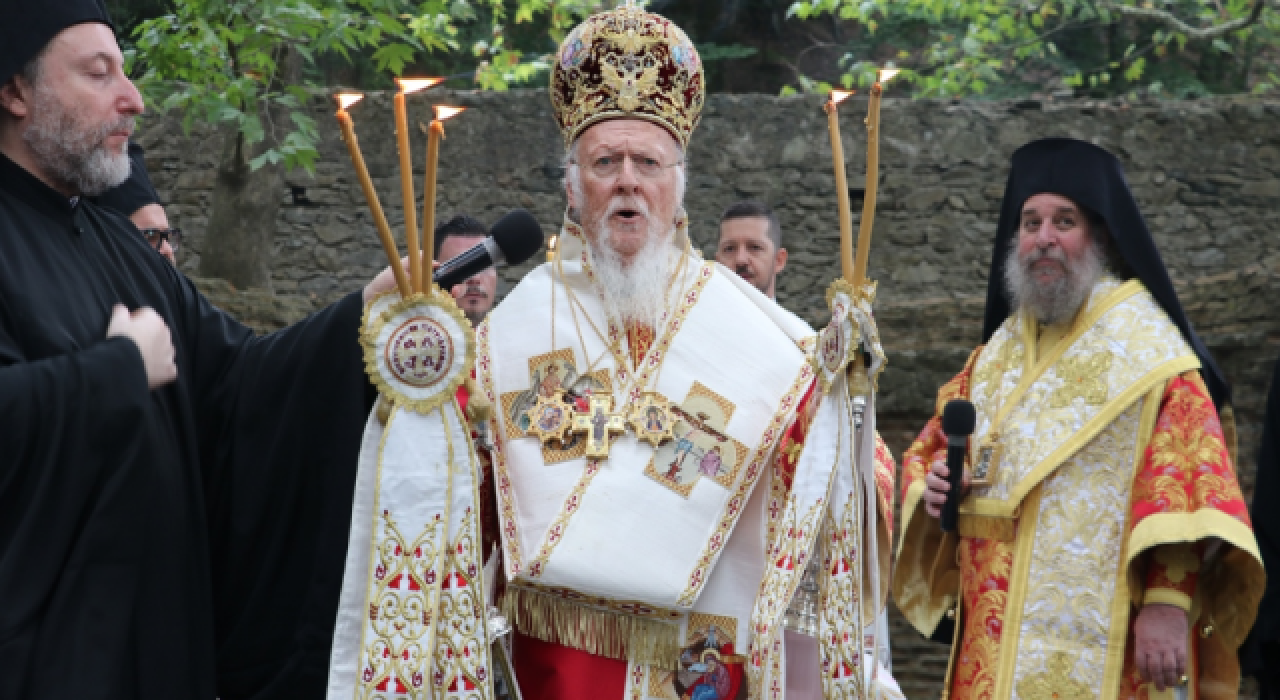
[336,93,410,298]
[546,234,559,263]
[824,89,856,282]
[393,78,444,294]
[852,70,899,286]
[420,105,467,290]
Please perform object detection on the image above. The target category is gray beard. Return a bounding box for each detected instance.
[587,217,676,330]
[1003,239,1105,325]
[22,82,132,196]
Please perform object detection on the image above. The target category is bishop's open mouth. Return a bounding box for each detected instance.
[613,208,641,221]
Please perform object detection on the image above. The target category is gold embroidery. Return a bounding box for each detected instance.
[818,504,866,698]
[628,661,649,700]
[966,279,1197,509]
[551,6,704,148]
[431,515,490,697]
[1010,402,1144,695]
[1015,651,1095,700]
[523,459,605,579]
[678,363,814,606]
[1048,351,1113,409]
[358,510,444,698]
[504,580,683,621]
[500,584,680,668]
[477,320,525,575]
[747,498,827,697]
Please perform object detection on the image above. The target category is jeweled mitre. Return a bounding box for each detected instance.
[550,4,705,149]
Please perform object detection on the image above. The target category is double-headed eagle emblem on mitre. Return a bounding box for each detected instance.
[551,2,705,149]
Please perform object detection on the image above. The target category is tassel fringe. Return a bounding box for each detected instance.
[500,585,682,669]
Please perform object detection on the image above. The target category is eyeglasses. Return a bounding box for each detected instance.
[140,227,182,252]
[570,152,683,180]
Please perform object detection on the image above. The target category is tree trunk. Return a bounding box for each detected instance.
[198,131,282,290]
[198,44,302,290]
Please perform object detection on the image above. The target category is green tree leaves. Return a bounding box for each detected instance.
[783,0,1278,98]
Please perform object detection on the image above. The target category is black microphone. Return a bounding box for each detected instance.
[433,209,544,289]
[939,399,976,533]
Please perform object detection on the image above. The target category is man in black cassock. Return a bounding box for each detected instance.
[0,3,402,698]
[96,142,179,264]
[1244,356,1280,697]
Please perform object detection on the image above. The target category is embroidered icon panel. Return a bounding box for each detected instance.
[646,613,746,700]
[644,382,746,497]
[499,348,613,464]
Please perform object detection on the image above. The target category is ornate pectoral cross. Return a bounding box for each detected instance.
[570,394,627,460]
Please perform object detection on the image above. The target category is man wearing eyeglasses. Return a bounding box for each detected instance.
[95,141,179,265]
[327,6,897,698]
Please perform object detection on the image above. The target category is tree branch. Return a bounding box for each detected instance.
[1104,0,1271,41]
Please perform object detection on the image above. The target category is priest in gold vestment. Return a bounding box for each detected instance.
[893,139,1264,699]
[467,5,901,699]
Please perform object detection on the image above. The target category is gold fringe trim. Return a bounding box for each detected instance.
[500,585,682,669]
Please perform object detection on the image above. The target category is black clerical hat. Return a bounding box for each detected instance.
[982,137,1231,410]
[0,0,114,87]
[95,142,160,217]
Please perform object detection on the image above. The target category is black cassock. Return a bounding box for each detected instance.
[1245,355,1280,696]
[0,152,374,699]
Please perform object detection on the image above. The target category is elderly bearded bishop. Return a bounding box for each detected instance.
[893,139,1264,698]
[326,5,899,700]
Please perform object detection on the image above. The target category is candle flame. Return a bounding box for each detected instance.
[877,69,900,84]
[397,77,445,94]
[433,105,467,122]
[336,93,365,111]
[830,89,855,106]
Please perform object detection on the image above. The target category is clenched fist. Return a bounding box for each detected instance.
[107,304,177,389]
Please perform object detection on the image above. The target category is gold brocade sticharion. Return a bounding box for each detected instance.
[893,277,1264,699]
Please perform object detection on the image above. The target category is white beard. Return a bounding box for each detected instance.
[587,213,676,330]
[1004,238,1106,325]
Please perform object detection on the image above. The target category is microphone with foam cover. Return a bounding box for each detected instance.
[939,399,976,533]
[433,209,545,289]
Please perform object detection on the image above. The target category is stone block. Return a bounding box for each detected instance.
[1242,180,1280,198]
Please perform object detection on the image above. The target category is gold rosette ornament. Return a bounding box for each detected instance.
[361,291,475,414]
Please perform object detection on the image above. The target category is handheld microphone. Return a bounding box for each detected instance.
[433,209,544,289]
[939,399,976,533]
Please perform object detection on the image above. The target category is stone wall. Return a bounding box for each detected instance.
[139,92,1280,697]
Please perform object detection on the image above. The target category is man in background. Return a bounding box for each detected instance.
[715,199,787,299]
[96,142,179,264]
[435,214,496,326]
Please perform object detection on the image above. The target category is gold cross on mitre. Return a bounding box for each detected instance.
[571,394,627,459]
